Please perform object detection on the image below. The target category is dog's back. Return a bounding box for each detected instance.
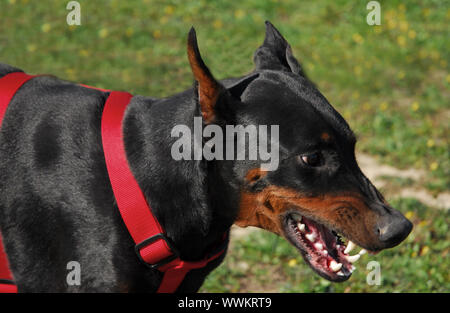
[0,64,156,291]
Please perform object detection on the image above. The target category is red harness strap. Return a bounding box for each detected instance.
[0,72,36,127]
[0,72,228,293]
[0,237,17,293]
[101,91,227,293]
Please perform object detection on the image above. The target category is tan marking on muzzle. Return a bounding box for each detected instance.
[235,185,381,248]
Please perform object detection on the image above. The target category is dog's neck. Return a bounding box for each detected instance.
[121,89,238,260]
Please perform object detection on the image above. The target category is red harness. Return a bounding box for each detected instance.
[0,72,227,293]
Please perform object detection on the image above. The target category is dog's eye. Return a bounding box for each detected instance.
[300,152,322,167]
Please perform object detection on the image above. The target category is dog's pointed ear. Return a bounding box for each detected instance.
[187,27,225,123]
[254,21,305,76]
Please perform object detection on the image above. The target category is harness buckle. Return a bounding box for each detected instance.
[135,233,179,269]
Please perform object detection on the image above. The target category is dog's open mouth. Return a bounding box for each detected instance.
[283,213,368,282]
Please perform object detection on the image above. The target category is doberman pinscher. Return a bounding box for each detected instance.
[0,22,412,292]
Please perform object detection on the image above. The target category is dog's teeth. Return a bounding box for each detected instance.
[314,243,323,250]
[344,241,355,254]
[330,260,342,272]
[337,270,345,276]
[350,265,356,273]
[306,233,316,242]
[323,250,328,256]
[346,254,361,263]
[358,249,367,255]
[297,223,306,232]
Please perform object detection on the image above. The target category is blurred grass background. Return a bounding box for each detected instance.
[0,0,448,292]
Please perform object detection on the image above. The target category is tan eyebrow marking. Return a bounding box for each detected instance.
[321,132,331,141]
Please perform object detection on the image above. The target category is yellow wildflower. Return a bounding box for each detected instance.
[26,44,36,52]
[420,246,430,256]
[213,19,223,29]
[397,36,406,47]
[79,49,89,57]
[387,19,397,30]
[235,9,245,19]
[153,30,161,39]
[288,259,297,267]
[429,162,438,171]
[98,28,108,39]
[379,102,388,111]
[352,33,364,44]
[65,68,76,80]
[41,23,51,33]
[164,5,175,15]
[385,9,396,20]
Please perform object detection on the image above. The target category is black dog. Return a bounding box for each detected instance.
[0,22,412,292]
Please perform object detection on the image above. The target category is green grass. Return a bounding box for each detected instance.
[0,0,448,292]
[0,0,448,191]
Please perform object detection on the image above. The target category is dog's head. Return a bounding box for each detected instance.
[186,22,412,282]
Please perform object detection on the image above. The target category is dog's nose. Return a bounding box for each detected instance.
[376,208,413,248]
